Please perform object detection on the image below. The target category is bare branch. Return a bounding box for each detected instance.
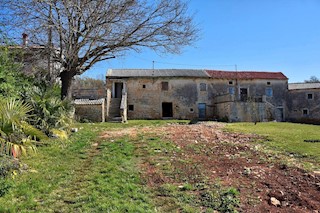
[0,0,199,99]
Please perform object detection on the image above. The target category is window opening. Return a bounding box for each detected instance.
[161,82,168,91]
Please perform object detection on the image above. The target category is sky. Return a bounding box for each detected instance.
[82,0,320,83]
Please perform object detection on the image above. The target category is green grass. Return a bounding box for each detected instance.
[5,120,318,212]
[0,120,187,212]
[225,122,320,164]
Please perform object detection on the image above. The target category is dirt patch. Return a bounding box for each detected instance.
[99,128,139,139]
[150,123,320,212]
[100,122,320,212]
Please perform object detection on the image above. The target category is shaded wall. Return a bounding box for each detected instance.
[75,104,105,122]
[286,89,320,124]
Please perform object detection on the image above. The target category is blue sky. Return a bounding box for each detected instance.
[83,0,320,83]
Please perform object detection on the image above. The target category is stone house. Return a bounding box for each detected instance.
[286,83,320,124]
[105,69,288,122]
[106,69,213,120]
[207,70,288,122]
[7,33,61,82]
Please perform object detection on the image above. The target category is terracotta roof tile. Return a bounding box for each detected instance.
[206,70,288,80]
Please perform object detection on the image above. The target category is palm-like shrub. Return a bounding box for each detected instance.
[0,99,45,157]
[25,84,74,135]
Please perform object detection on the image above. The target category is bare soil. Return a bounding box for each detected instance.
[100,122,320,212]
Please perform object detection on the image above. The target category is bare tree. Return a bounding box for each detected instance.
[304,76,320,83]
[1,0,199,99]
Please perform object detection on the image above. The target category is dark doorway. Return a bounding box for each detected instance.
[240,88,248,101]
[276,107,284,121]
[114,82,123,98]
[162,102,173,117]
[198,103,206,119]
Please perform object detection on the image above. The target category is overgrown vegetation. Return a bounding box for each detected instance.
[0,45,74,160]
[23,84,74,136]
[0,44,75,208]
[0,47,33,98]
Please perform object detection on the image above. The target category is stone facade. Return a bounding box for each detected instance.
[106,69,289,122]
[211,79,288,122]
[286,83,320,124]
[106,77,214,120]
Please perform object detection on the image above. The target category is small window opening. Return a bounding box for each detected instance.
[267,82,271,85]
[229,81,233,85]
[190,108,194,112]
[200,83,207,91]
[228,87,235,95]
[128,105,134,111]
[265,87,273,97]
[303,109,309,115]
[307,93,313,100]
[142,84,146,88]
[161,82,168,91]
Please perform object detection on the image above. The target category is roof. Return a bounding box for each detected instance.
[107,69,288,80]
[288,83,320,90]
[206,70,288,80]
[74,99,105,105]
[107,69,209,77]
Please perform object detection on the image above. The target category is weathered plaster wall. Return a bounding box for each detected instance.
[215,102,267,122]
[286,89,320,124]
[210,79,287,105]
[106,77,288,122]
[107,77,214,120]
[212,79,287,121]
[75,104,104,122]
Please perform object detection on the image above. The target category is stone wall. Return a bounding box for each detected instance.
[107,77,214,120]
[74,99,105,122]
[215,102,269,122]
[286,88,320,124]
[106,77,288,121]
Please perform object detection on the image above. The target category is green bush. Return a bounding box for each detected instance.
[23,84,74,135]
[0,98,38,157]
[0,46,34,99]
[0,156,19,197]
[0,156,19,177]
[0,177,11,197]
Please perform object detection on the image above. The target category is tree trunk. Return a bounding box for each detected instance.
[60,70,75,100]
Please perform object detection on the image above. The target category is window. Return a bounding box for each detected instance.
[229,81,233,85]
[161,82,168,91]
[128,105,134,111]
[265,87,273,97]
[228,87,235,95]
[307,93,313,100]
[302,109,309,116]
[142,84,146,89]
[240,88,248,101]
[200,83,207,91]
[267,82,271,85]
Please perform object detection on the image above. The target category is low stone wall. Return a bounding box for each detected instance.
[74,99,105,122]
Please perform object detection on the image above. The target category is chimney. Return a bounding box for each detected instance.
[22,33,28,46]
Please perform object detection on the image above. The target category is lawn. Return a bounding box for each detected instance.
[0,120,319,212]
[0,120,187,212]
[225,122,320,163]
